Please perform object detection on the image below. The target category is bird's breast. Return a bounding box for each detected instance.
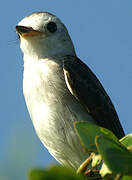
[23,58,94,169]
[23,59,67,130]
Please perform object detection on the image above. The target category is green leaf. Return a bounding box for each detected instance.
[121,175,132,180]
[28,169,46,180]
[28,166,85,180]
[74,121,119,152]
[95,135,132,175]
[120,134,132,149]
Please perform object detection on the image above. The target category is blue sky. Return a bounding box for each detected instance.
[1,0,132,179]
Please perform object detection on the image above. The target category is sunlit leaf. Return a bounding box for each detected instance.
[120,134,132,150]
[99,162,112,177]
[95,135,132,175]
[74,121,120,152]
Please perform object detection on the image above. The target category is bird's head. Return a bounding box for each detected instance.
[16,12,76,60]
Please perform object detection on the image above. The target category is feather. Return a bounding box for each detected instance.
[63,55,125,139]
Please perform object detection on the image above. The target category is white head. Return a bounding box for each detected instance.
[16,12,76,61]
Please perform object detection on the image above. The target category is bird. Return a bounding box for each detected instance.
[16,12,125,170]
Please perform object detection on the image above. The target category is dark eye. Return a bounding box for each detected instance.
[47,22,57,33]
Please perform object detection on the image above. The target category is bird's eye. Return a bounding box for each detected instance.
[47,22,57,33]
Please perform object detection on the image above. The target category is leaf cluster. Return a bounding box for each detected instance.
[28,121,132,180]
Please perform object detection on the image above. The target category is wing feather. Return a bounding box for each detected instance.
[63,55,125,139]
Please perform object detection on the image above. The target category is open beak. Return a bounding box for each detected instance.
[16,26,44,37]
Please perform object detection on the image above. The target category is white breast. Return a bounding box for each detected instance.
[23,57,94,169]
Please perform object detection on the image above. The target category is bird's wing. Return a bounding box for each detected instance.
[63,55,125,139]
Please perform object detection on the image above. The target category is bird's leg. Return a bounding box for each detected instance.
[77,153,94,174]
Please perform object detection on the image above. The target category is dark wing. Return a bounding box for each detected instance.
[63,55,125,139]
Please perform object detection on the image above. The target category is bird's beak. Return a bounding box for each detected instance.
[16,25,44,37]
